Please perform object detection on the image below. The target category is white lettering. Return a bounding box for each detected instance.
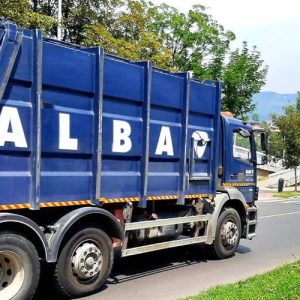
[59,113,78,150]
[0,106,27,148]
[112,120,132,153]
[155,126,174,156]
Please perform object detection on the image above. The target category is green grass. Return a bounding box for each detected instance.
[273,191,300,198]
[186,260,300,300]
[258,176,268,182]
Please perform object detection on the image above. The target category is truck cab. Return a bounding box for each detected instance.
[221,116,268,203]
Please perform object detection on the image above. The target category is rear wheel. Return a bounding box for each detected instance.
[0,233,40,300]
[209,208,241,259]
[54,227,113,298]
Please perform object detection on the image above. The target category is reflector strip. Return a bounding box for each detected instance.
[0,193,214,210]
[223,183,255,187]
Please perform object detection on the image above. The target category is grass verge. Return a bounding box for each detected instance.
[186,260,300,300]
[272,191,300,198]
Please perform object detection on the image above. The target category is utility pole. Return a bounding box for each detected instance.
[57,0,62,40]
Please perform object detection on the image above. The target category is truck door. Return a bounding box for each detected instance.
[223,119,256,202]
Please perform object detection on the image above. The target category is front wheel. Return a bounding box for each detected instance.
[0,233,40,300]
[53,227,113,298]
[209,208,241,259]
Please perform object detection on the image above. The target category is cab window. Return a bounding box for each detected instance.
[233,131,251,162]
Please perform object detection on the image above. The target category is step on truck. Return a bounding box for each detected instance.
[0,21,268,299]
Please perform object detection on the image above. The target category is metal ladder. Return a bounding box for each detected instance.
[246,206,258,240]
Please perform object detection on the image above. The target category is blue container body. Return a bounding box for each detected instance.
[0,22,221,209]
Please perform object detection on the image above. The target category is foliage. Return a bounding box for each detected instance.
[296,91,300,112]
[234,133,251,150]
[188,260,300,300]
[222,42,268,117]
[148,4,267,117]
[0,0,55,34]
[268,130,284,159]
[1,0,268,117]
[272,106,300,190]
[251,113,260,122]
[30,0,124,42]
[148,4,235,78]
[83,1,173,69]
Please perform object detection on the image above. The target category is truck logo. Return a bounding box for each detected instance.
[192,131,210,159]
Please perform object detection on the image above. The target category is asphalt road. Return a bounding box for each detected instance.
[35,197,300,300]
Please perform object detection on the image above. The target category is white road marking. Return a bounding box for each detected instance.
[259,199,300,203]
[259,211,300,219]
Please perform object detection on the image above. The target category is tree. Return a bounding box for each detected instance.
[83,1,173,69]
[296,91,300,112]
[148,4,235,78]
[0,0,55,34]
[148,5,267,117]
[252,113,260,122]
[222,42,268,118]
[272,106,300,191]
[1,0,268,118]
[30,0,124,43]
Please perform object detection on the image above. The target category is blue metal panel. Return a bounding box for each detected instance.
[101,56,145,199]
[187,80,221,196]
[147,70,184,197]
[151,71,183,109]
[104,57,144,101]
[0,23,32,206]
[0,21,224,208]
[42,42,95,93]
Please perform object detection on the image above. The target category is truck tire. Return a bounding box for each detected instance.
[0,233,40,300]
[209,208,241,259]
[54,227,113,298]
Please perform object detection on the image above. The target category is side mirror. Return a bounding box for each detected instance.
[238,128,250,138]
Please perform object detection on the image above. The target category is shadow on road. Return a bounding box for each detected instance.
[236,244,251,254]
[109,244,208,285]
[34,243,250,299]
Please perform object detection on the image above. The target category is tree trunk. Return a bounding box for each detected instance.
[295,167,297,192]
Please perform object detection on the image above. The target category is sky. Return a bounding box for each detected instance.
[151,0,300,94]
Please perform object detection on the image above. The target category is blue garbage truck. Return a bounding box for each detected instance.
[0,21,267,299]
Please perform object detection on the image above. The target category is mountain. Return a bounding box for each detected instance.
[251,92,297,120]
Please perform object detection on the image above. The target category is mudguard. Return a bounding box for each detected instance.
[206,188,248,244]
[47,206,124,262]
[0,212,49,259]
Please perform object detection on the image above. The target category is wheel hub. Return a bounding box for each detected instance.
[72,242,103,280]
[0,251,25,299]
[221,221,238,246]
